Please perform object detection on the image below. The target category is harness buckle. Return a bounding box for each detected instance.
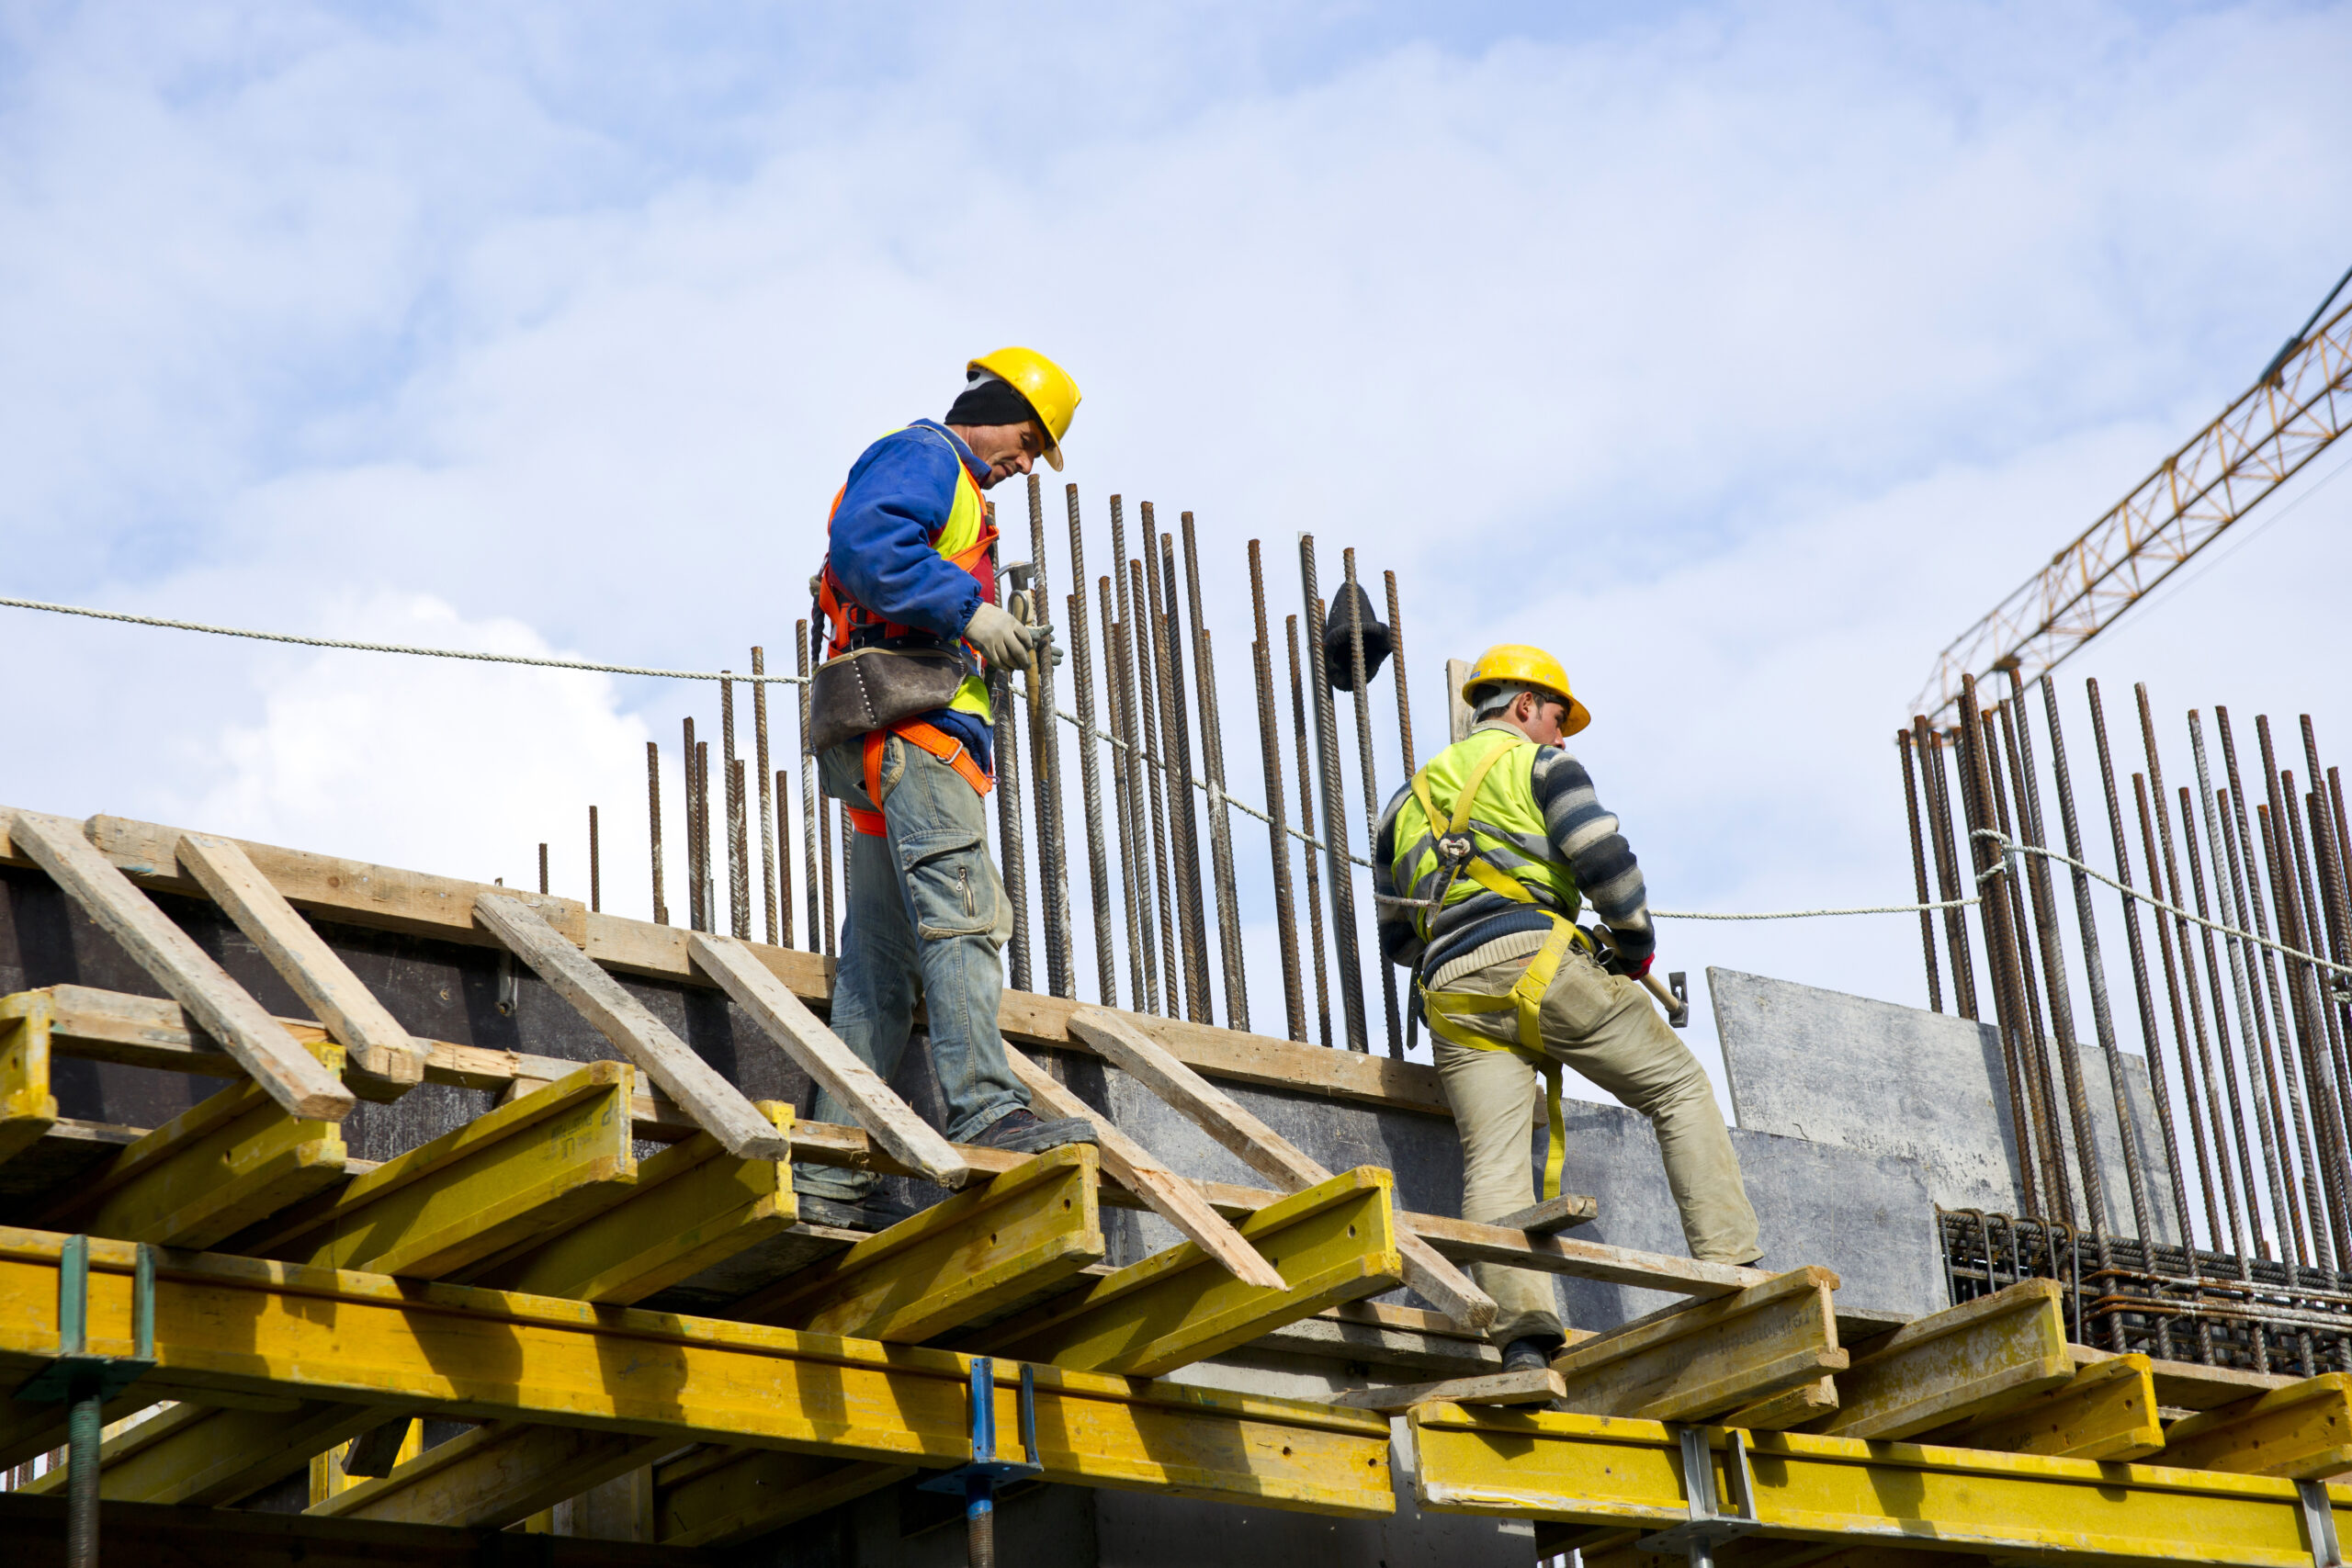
[1437,833,1475,866]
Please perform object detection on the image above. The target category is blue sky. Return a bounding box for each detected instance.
[3,0,2347,1091]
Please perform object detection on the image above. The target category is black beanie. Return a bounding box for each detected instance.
[946,372,1040,429]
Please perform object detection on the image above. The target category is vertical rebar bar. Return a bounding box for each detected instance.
[1301,536,1369,1054]
[538,841,548,897]
[684,716,704,932]
[698,740,718,938]
[994,660,1032,995]
[1385,570,1417,775]
[2298,774,2352,1183]
[1026,476,1073,999]
[1919,722,1980,1017]
[1342,549,1401,1056]
[798,619,823,954]
[2262,783,2349,1269]
[1065,487,1118,1006]
[1250,542,1306,1043]
[753,648,777,945]
[1288,615,1334,1050]
[1899,729,1945,1012]
[1108,496,1167,1016]
[1128,557,1181,1019]
[774,767,794,949]
[1102,586,1149,1012]
[1957,680,2046,1221]
[728,758,751,940]
[1985,700,2072,1222]
[589,805,601,914]
[1182,514,1248,1032]
[646,740,668,927]
[2177,774,2268,1267]
[1148,535,1211,1023]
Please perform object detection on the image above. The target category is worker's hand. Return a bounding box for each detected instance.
[1024,622,1066,670]
[1617,950,1654,981]
[965,602,1033,671]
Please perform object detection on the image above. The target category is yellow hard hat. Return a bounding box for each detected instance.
[1464,644,1590,737]
[969,346,1080,471]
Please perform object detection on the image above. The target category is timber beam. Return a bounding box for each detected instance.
[19,1396,408,1506]
[2164,1371,2352,1479]
[1409,1404,2352,1566]
[1918,1351,2165,1462]
[0,1225,1397,1517]
[311,1419,673,1528]
[1549,1266,1848,1423]
[0,991,59,1163]
[1805,1279,2072,1439]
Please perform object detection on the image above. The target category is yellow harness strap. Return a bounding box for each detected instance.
[1408,737,1586,1201]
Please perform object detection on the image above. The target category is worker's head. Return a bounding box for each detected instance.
[1463,644,1590,744]
[946,347,1081,487]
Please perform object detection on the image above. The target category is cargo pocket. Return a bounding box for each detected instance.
[899,828,997,941]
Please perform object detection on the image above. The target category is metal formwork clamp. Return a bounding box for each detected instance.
[1636,1427,1762,1568]
[919,1358,1043,1568]
[15,1235,157,1404]
[2300,1479,2347,1568]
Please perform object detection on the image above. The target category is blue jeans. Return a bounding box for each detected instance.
[801,732,1023,1200]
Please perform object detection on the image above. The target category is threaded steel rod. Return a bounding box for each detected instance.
[1129,557,1181,1018]
[797,619,822,953]
[1343,549,1399,1056]
[1182,513,1248,1032]
[1026,475,1073,998]
[1102,582,1148,1011]
[1898,729,1944,1011]
[1250,542,1306,1043]
[774,767,794,948]
[1301,536,1369,1054]
[1065,486,1118,1006]
[753,645,777,944]
[1287,615,1333,1049]
[646,740,669,927]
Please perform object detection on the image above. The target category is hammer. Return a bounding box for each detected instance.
[1586,926,1691,1029]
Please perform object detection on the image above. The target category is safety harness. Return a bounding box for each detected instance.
[843,721,994,839]
[1407,739,1594,1201]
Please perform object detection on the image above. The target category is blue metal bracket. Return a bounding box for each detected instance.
[15,1235,157,1404]
[919,1358,1043,1500]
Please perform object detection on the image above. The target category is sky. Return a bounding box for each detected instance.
[2,0,2348,1113]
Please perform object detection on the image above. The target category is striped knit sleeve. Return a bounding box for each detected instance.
[1373,781,1420,967]
[1530,747,1654,965]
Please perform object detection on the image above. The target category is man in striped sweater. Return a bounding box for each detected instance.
[1374,645,1759,1371]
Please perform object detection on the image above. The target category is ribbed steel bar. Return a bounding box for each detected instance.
[1250,542,1306,1043]
[1128,557,1181,1019]
[1343,549,1401,1056]
[1026,476,1073,999]
[2263,729,2351,1265]
[1182,513,1248,1031]
[752,646,777,945]
[1917,718,1979,1018]
[2189,712,2293,1271]
[589,805,602,914]
[2215,712,2317,1274]
[1102,585,1148,1012]
[1302,536,1369,1054]
[1898,729,1944,1012]
[1288,615,1334,1049]
[2300,723,2352,1154]
[993,659,1032,995]
[2041,680,2152,1300]
[684,716,705,932]
[646,739,669,927]
[2299,777,2352,1172]
[1985,700,2072,1222]
[697,739,718,938]
[1065,487,1117,1005]
[538,841,548,896]
[2177,772,2269,1271]
[1150,522,1211,1022]
[798,619,822,954]
[1109,499,1169,1017]
[1385,569,1420,1055]
[1956,681,2046,1220]
[728,757,751,940]
[2087,679,2200,1258]
[2004,677,2107,1237]
[773,766,794,949]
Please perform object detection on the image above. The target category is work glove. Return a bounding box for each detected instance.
[1024,622,1066,670]
[965,602,1032,671]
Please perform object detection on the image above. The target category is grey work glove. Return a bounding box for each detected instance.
[1026,622,1066,670]
[965,601,1033,671]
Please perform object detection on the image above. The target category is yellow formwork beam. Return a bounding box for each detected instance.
[41,1038,347,1247]
[311,1419,669,1528]
[1922,1352,2164,1462]
[471,1102,796,1304]
[654,1447,914,1547]
[1409,1403,2351,1566]
[243,1060,635,1278]
[738,1143,1102,1341]
[1809,1279,2071,1439]
[2165,1372,2352,1480]
[20,1398,401,1506]
[1553,1267,1847,1423]
[979,1165,1403,1377]
[0,991,60,1163]
[0,1225,1395,1517]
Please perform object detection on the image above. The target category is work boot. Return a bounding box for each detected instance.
[797,1190,917,1234]
[970,1108,1098,1156]
[1501,1336,1563,1375]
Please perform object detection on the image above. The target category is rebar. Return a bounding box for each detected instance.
[1898,729,1944,1012]
[1956,681,2046,1220]
[1385,570,1416,774]
[1110,499,1170,1016]
[1128,557,1181,1019]
[2262,784,2350,1268]
[1250,542,1306,1043]
[1917,720,1980,1017]
[1301,536,1370,1054]
[728,757,751,940]
[797,619,823,954]
[1102,581,1149,1012]
[752,646,777,944]
[1342,548,1400,1056]
[538,841,548,897]
[2299,726,2352,1155]
[994,660,1032,994]
[1065,487,1118,1006]
[1149,521,1211,1022]
[2178,774,2269,1269]
[1026,476,1074,998]
[774,767,794,949]
[646,740,668,927]
[1182,513,1248,1032]
[1984,700,2071,1221]
[684,716,703,931]
[1288,615,1334,1049]
[589,805,601,914]
[698,740,719,938]
[2298,775,2352,1184]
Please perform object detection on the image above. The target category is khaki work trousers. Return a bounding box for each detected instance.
[1433,941,1761,1347]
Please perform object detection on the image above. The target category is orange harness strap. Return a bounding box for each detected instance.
[848,722,993,836]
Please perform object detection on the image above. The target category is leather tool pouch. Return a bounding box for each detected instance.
[808,647,967,754]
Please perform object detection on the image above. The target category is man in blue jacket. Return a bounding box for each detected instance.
[800,348,1095,1229]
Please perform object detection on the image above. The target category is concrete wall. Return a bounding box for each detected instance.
[1710,967,2181,1245]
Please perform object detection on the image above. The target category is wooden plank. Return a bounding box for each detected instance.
[1403,1211,1769,1298]
[1329,1368,1565,1414]
[0,1226,1400,1517]
[1923,1353,2164,1462]
[1809,1280,2072,1440]
[1492,1193,1598,1235]
[245,1061,638,1279]
[1002,1042,1285,1290]
[30,1399,404,1506]
[733,1144,1102,1342]
[472,893,786,1161]
[1251,1300,1499,1377]
[978,1165,1405,1377]
[175,832,428,1100]
[311,1419,671,1529]
[41,1045,348,1247]
[6,811,352,1121]
[654,1448,912,1548]
[1725,1375,1839,1431]
[2144,1356,2301,1413]
[0,991,60,1164]
[688,931,970,1187]
[472,1102,796,1304]
[1549,1267,1849,1423]
[2164,1373,2352,1480]
[1069,1006,1497,1330]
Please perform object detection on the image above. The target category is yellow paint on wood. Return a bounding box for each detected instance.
[50,1399,399,1506]
[655,1449,912,1547]
[250,1061,637,1278]
[1724,1375,1838,1431]
[1809,1280,2072,1440]
[0,991,60,1163]
[2165,1372,2352,1480]
[979,1166,1403,1377]
[1551,1266,1848,1423]
[311,1419,665,1528]
[1925,1352,2164,1462]
[473,1101,796,1303]
[738,1143,1102,1342]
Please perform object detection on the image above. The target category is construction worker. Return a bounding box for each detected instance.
[798,348,1096,1229]
[1374,645,1761,1371]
